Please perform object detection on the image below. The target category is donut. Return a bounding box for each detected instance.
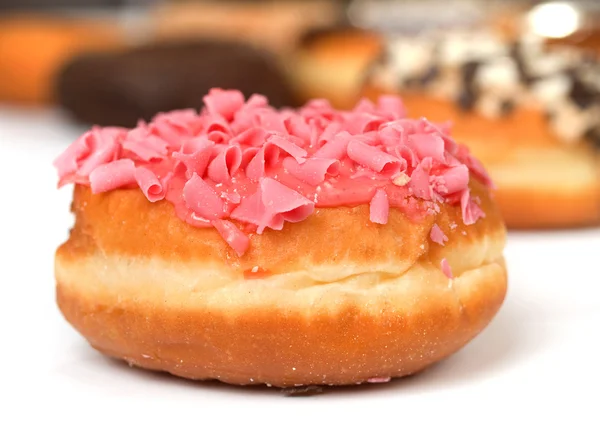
[0,15,124,104]
[150,0,343,55]
[363,30,600,229]
[55,40,298,128]
[288,26,384,109]
[54,89,507,387]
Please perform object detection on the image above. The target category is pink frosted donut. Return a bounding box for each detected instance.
[54,89,507,388]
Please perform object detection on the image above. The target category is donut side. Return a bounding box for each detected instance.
[55,182,507,387]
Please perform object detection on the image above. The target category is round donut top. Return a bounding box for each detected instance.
[54,89,492,256]
[368,31,600,148]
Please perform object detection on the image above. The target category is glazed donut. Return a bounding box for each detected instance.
[54,89,507,387]
[363,30,600,228]
[151,0,343,55]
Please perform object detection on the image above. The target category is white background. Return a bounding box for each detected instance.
[1,106,599,430]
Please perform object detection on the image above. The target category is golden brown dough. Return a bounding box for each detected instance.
[55,182,507,387]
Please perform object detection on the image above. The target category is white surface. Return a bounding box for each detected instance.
[1,106,599,430]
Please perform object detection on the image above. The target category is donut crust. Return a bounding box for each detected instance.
[56,181,506,387]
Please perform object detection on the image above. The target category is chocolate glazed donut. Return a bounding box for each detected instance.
[55,40,298,127]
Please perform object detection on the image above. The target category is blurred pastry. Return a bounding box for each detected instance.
[288,26,383,109]
[0,15,124,104]
[363,30,600,228]
[151,0,343,55]
[56,40,298,128]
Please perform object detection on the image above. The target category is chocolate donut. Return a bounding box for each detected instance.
[56,40,298,127]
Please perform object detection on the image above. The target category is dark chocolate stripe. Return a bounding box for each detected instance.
[456,60,481,111]
[568,74,600,109]
[510,42,536,85]
[584,127,600,149]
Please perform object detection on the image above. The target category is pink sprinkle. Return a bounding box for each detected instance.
[150,109,199,147]
[460,189,485,225]
[206,144,242,183]
[410,157,434,200]
[259,177,315,223]
[230,127,270,148]
[89,159,136,193]
[369,189,389,224]
[122,125,169,162]
[203,88,245,121]
[230,189,271,233]
[343,112,386,134]
[74,127,122,177]
[182,174,225,220]
[437,165,469,195]
[377,95,406,119]
[314,122,343,149]
[172,137,214,177]
[430,223,448,246]
[409,133,446,163]
[203,113,231,135]
[245,143,280,180]
[267,134,307,163]
[135,166,167,202]
[312,131,351,159]
[347,140,405,176]
[283,157,340,186]
[441,258,454,279]
[211,219,250,257]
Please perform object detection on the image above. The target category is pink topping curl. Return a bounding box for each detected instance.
[54,88,492,256]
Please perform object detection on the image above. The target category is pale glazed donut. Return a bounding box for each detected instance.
[288,27,384,109]
[364,30,600,229]
[54,89,507,387]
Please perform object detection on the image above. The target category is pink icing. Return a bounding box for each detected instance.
[203,88,244,121]
[172,137,214,177]
[207,144,242,183]
[54,89,492,255]
[282,157,340,186]
[89,159,135,193]
[430,224,448,246]
[134,166,168,202]
[347,140,405,176]
[183,173,225,221]
[123,123,169,162]
[409,133,446,163]
[460,189,486,225]
[54,126,125,186]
